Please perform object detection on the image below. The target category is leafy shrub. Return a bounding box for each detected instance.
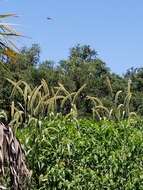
[17,118,143,189]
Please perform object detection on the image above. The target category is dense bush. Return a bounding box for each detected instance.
[17,118,143,189]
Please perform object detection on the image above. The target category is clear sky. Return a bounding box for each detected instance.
[1,0,143,74]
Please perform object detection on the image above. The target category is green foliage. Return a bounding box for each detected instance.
[17,118,143,189]
[1,43,143,118]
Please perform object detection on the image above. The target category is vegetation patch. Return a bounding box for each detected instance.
[17,118,143,189]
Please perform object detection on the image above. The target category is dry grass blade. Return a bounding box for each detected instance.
[33,93,43,116]
[41,79,50,96]
[95,105,110,117]
[65,104,78,119]
[0,24,21,36]
[46,96,65,113]
[92,108,101,120]
[29,84,43,111]
[7,79,23,97]
[86,96,103,106]
[0,14,18,19]
[0,13,21,56]
[10,101,15,118]
[72,84,86,104]
[109,109,113,119]
[114,90,122,107]
[127,79,132,95]
[27,87,37,107]
[61,92,76,108]
[124,93,132,116]
[114,104,124,120]
[58,83,70,96]
[106,76,113,96]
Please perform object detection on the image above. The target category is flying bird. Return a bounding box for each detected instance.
[46,17,52,20]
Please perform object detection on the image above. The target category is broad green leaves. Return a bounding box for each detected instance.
[17,118,143,189]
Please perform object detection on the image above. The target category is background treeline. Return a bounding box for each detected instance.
[1,44,143,117]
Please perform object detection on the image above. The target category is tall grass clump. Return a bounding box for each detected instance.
[5,79,86,130]
[87,78,137,121]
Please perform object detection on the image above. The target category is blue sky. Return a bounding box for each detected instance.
[1,0,143,74]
